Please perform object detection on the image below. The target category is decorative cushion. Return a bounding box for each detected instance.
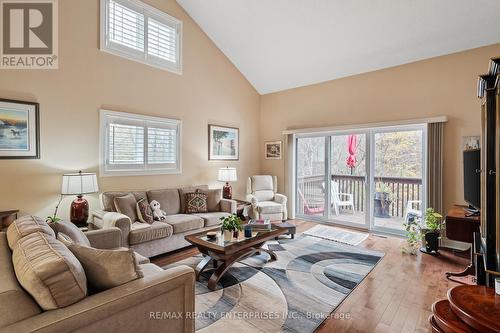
[0,233,41,328]
[136,198,154,224]
[12,232,87,310]
[164,214,204,234]
[114,193,139,222]
[179,185,209,213]
[207,189,222,212]
[7,215,56,250]
[254,190,276,202]
[257,201,284,214]
[101,191,148,212]
[146,189,181,215]
[193,212,230,227]
[186,190,208,214]
[129,222,173,245]
[49,220,91,246]
[58,233,143,291]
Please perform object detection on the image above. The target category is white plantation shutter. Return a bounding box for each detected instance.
[108,123,144,166]
[101,0,182,74]
[101,110,181,175]
[148,18,177,63]
[148,126,177,165]
[108,0,145,52]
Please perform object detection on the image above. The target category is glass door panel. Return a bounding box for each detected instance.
[372,129,424,234]
[296,137,326,218]
[329,133,368,227]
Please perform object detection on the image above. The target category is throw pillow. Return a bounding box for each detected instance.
[12,232,87,310]
[136,198,154,224]
[207,189,222,212]
[114,193,139,222]
[58,233,143,291]
[185,190,208,214]
[48,219,91,246]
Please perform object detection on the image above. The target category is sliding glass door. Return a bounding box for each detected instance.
[329,133,368,228]
[371,128,425,234]
[296,136,326,218]
[295,125,426,235]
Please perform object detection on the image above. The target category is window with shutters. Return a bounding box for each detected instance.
[100,109,182,176]
[100,0,182,74]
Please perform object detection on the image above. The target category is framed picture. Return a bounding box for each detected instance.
[209,125,239,160]
[0,99,39,159]
[265,141,282,159]
[463,136,480,151]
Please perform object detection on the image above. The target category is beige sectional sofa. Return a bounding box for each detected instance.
[0,217,195,333]
[90,185,236,258]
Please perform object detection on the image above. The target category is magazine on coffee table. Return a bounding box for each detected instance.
[248,219,271,231]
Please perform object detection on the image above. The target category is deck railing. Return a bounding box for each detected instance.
[297,174,422,218]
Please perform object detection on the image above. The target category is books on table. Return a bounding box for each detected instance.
[248,219,271,231]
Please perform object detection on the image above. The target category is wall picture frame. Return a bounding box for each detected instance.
[0,98,40,159]
[463,136,480,151]
[265,141,282,159]
[208,124,239,160]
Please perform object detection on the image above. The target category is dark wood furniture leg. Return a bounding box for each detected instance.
[207,245,278,290]
[195,255,213,281]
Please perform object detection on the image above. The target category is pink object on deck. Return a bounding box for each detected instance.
[346,134,357,168]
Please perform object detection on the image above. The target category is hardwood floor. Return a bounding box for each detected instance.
[151,219,469,333]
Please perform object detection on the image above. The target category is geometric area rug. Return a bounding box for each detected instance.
[163,234,384,333]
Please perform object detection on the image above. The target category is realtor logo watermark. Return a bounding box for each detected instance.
[1,0,58,69]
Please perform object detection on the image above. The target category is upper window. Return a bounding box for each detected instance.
[100,109,182,176]
[100,0,182,74]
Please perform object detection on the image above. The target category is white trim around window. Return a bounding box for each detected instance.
[100,0,183,75]
[99,109,182,176]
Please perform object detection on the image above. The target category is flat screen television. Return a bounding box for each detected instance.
[463,149,481,211]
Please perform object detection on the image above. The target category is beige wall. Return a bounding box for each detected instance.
[0,0,260,219]
[260,43,500,214]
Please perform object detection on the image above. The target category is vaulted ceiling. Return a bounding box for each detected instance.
[177,0,500,94]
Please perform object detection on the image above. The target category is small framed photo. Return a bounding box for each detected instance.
[209,124,239,160]
[0,98,40,159]
[265,141,282,159]
[463,136,480,151]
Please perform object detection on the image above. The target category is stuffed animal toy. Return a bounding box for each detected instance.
[150,200,167,221]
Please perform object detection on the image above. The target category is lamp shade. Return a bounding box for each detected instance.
[61,172,99,195]
[217,167,237,182]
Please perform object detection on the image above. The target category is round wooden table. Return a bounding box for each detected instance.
[448,285,500,333]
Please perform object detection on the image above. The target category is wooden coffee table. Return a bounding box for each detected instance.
[185,225,286,290]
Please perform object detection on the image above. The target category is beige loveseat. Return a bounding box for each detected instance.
[0,217,195,333]
[90,185,236,258]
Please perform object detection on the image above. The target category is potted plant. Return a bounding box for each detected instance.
[420,208,443,255]
[220,214,243,241]
[374,180,392,218]
[402,215,421,255]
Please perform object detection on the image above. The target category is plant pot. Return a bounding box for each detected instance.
[223,230,232,242]
[374,192,392,218]
[233,230,239,239]
[421,231,439,255]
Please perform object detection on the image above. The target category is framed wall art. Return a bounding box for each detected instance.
[0,98,40,159]
[265,141,282,159]
[208,125,239,160]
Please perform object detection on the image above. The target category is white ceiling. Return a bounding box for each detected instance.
[176,0,500,94]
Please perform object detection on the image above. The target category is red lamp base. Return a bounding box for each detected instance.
[222,183,232,199]
[70,195,89,227]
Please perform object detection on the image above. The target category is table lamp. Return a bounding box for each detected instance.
[61,171,99,227]
[218,167,237,199]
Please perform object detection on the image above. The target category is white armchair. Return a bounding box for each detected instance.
[246,175,288,221]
